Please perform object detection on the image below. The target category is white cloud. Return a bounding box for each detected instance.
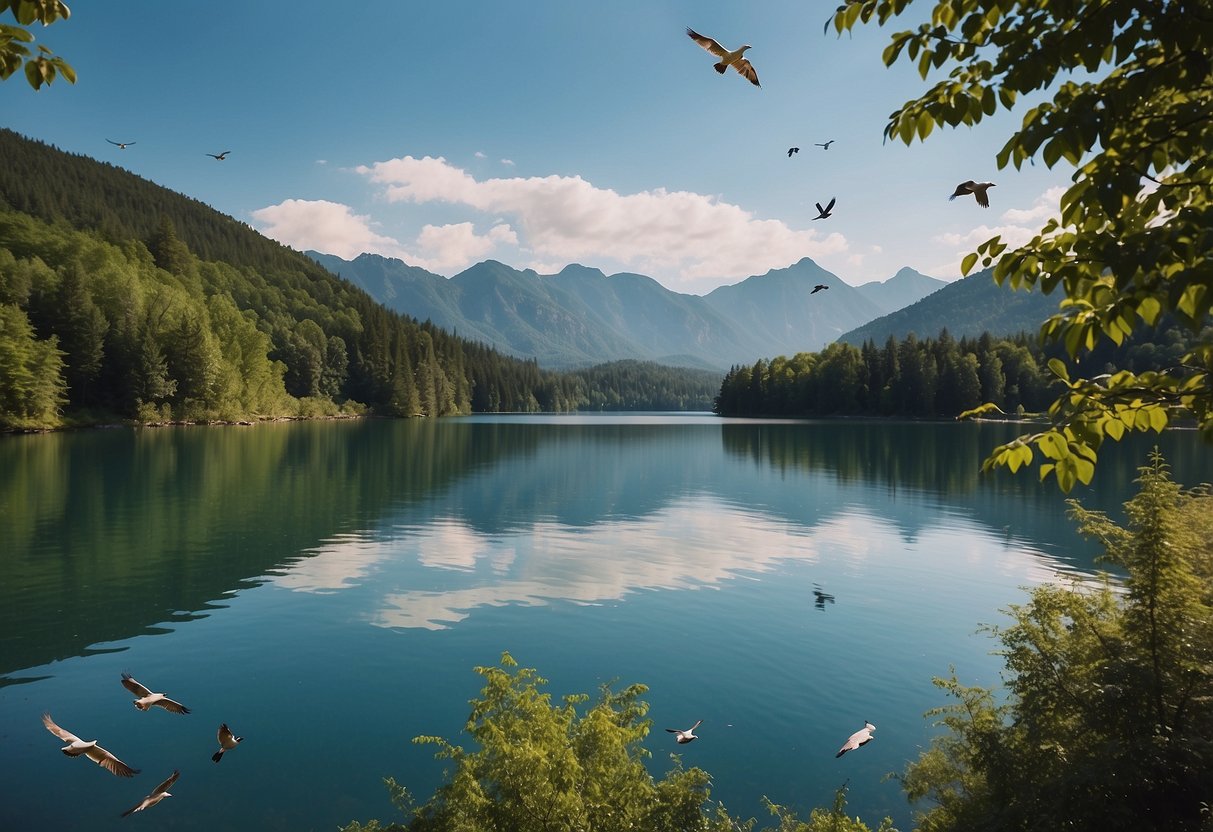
[355,155,848,290]
[474,151,486,159]
[315,159,328,166]
[930,186,1066,277]
[500,158,515,166]
[250,199,406,260]
[414,222,518,272]
[1000,186,1066,224]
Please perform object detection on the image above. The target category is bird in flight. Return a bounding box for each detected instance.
[836,721,876,757]
[206,151,232,160]
[815,140,835,150]
[666,719,703,744]
[686,28,760,87]
[121,770,180,818]
[788,147,800,157]
[212,723,244,763]
[121,673,192,714]
[813,197,836,220]
[41,713,140,778]
[949,180,996,208]
[813,583,836,607]
[107,140,135,149]
[811,284,829,294]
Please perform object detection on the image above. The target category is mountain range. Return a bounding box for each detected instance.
[309,252,952,370]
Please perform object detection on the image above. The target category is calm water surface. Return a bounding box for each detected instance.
[2,415,1210,831]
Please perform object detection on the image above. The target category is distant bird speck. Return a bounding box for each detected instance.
[107,140,135,149]
[788,147,800,157]
[949,180,996,208]
[122,673,191,714]
[815,140,835,150]
[811,284,829,294]
[41,713,139,778]
[121,770,179,818]
[666,719,703,744]
[836,721,876,757]
[813,197,836,220]
[207,151,232,160]
[212,723,244,763]
[686,28,760,87]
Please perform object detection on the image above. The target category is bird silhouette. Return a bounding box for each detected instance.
[815,140,835,150]
[686,28,760,87]
[811,284,829,294]
[41,713,139,778]
[206,151,231,160]
[107,140,135,149]
[836,722,876,757]
[813,583,836,608]
[813,197,836,220]
[788,147,800,157]
[121,770,179,817]
[666,719,703,744]
[949,180,996,207]
[121,673,191,714]
[212,723,244,763]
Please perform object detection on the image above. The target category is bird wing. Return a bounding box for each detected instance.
[86,744,139,777]
[686,28,727,57]
[690,720,703,731]
[665,728,680,733]
[733,58,760,86]
[218,723,234,745]
[157,696,191,715]
[152,770,180,796]
[949,181,976,200]
[42,713,81,743]
[824,197,836,213]
[815,203,825,215]
[121,674,153,698]
[974,186,991,208]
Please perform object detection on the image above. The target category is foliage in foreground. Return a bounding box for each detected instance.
[831,0,1213,490]
[0,0,74,90]
[900,454,1213,831]
[340,653,892,832]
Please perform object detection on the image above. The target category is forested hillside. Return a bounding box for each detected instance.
[0,130,581,428]
[569,360,720,411]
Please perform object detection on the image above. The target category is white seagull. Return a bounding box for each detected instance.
[41,713,140,778]
[121,770,179,818]
[212,723,244,763]
[686,28,760,87]
[121,673,191,714]
[949,180,996,208]
[666,719,703,744]
[836,721,876,757]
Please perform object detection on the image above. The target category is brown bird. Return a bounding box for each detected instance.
[686,28,760,87]
[206,151,231,160]
[949,180,995,207]
[811,284,829,294]
[212,723,244,762]
[835,721,876,757]
[121,770,179,817]
[666,719,702,744]
[41,713,139,778]
[121,673,191,714]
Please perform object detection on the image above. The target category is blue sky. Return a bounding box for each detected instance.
[2,1,1070,294]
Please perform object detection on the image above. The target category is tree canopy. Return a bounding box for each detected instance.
[0,0,73,89]
[830,0,1213,490]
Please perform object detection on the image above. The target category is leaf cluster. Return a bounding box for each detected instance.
[0,0,73,89]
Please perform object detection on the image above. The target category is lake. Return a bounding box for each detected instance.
[1,415,1209,831]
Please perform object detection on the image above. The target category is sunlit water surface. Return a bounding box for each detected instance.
[2,415,1209,831]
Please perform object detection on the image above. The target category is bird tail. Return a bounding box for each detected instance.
[714,62,727,74]
[835,749,847,758]
[948,194,958,201]
[212,749,224,763]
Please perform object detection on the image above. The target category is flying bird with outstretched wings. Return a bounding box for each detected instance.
[207,151,231,160]
[121,770,180,817]
[41,713,139,778]
[212,723,244,763]
[788,147,799,157]
[813,197,836,220]
[666,719,703,744]
[815,140,835,150]
[949,180,995,207]
[107,140,135,149]
[686,28,760,87]
[811,284,829,294]
[121,673,191,714]
[836,721,876,757]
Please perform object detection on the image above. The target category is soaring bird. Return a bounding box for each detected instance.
[949,180,995,207]
[836,721,876,757]
[686,28,760,87]
[815,140,835,150]
[813,197,836,220]
[206,151,231,160]
[41,713,139,778]
[666,720,703,744]
[107,140,135,149]
[788,147,799,157]
[121,770,179,818]
[811,284,829,294]
[212,723,244,763]
[121,673,191,714]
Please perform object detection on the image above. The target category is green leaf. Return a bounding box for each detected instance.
[1047,358,1070,382]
